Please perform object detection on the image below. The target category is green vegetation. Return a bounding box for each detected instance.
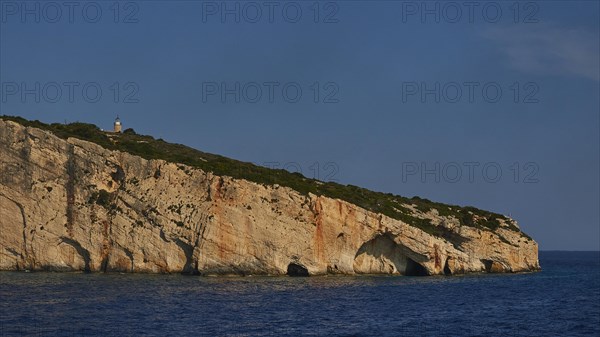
[2,115,525,236]
[88,189,111,208]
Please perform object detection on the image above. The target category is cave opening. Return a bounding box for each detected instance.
[405,258,429,276]
[352,233,430,276]
[287,263,309,277]
[481,259,493,273]
[443,259,452,275]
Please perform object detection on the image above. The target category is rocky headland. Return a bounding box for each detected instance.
[0,117,540,276]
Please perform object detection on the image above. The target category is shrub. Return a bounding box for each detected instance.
[96,190,112,207]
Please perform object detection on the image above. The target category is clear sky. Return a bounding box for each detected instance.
[1,0,598,250]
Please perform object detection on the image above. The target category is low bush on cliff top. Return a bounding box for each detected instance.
[1,115,523,235]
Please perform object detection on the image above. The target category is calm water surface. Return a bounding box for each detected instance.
[1,251,599,336]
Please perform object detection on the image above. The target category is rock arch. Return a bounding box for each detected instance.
[353,233,429,276]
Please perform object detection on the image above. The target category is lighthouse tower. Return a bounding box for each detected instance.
[114,117,122,133]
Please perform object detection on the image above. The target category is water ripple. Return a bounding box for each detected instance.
[1,252,598,336]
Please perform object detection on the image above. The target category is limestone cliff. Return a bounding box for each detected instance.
[0,118,540,275]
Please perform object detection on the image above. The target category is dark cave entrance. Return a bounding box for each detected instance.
[287,263,309,277]
[443,259,452,275]
[405,258,429,276]
[481,259,493,273]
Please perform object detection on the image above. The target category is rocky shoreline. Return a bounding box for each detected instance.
[0,119,540,276]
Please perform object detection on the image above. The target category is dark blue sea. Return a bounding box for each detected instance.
[1,251,598,336]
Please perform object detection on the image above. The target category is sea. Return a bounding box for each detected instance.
[1,251,598,337]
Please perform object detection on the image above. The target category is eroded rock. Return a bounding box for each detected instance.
[0,120,540,275]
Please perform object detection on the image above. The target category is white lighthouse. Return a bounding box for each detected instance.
[113,116,122,133]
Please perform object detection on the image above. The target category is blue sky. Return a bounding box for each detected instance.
[1,0,598,250]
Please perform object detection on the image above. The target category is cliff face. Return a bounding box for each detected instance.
[0,120,540,275]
